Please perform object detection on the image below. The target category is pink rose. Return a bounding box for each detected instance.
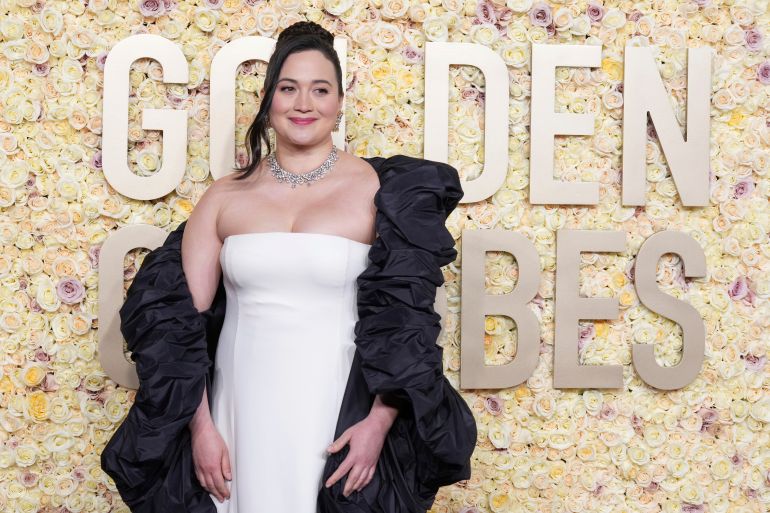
[577,323,595,352]
[203,0,223,8]
[529,2,552,27]
[57,277,85,304]
[31,63,49,77]
[96,52,108,71]
[744,353,766,372]
[20,471,38,487]
[461,87,479,101]
[599,402,618,421]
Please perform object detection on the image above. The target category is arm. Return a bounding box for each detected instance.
[368,394,399,431]
[181,181,225,432]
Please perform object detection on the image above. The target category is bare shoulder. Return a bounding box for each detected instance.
[186,172,247,231]
[339,151,380,197]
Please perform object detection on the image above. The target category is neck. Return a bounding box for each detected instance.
[273,138,335,173]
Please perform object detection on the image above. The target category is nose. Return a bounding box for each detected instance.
[295,89,312,112]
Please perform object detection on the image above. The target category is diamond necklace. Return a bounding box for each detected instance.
[267,145,338,189]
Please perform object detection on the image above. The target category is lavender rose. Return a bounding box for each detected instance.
[744,353,766,372]
[744,28,763,51]
[484,396,503,415]
[586,3,604,23]
[476,1,497,24]
[757,61,770,84]
[733,179,754,199]
[728,276,748,300]
[529,2,552,27]
[90,150,102,170]
[57,277,85,304]
[138,0,165,17]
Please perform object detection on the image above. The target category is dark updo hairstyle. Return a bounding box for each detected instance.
[231,21,343,181]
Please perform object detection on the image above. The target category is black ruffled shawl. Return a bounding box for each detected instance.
[101,155,477,513]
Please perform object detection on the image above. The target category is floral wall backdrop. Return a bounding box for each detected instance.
[0,0,767,512]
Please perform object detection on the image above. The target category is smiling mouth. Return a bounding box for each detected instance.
[290,118,317,125]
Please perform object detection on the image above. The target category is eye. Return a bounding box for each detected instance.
[280,86,294,92]
[316,88,329,94]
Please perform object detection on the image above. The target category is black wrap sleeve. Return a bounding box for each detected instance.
[318,155,477,512]
[100,224,217,513]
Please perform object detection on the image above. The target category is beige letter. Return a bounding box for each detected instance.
[622,46,711,206]
[554,230,625,389]
[102,34,189,200]
[632,231,706,390]
[425,42,508,203]
[460,229,540,389]
[98,225,169,389]
[530,44,602,205]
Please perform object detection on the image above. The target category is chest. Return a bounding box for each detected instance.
[217,172,378,245]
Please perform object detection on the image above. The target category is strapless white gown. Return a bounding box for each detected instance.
[209,231,372,512]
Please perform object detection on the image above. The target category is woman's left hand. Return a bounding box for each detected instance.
[324,414,390,496]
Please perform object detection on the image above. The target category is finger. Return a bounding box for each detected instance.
[222,450,232,481]
[352,465,371,492]
[202,474,218,501]
[211,470,228,501]
[344,465,364,496]
[361,465,376,490]
[325,453,355,488]
[327,430,352,454]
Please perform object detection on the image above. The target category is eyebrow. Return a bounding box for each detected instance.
[277,78,333,86]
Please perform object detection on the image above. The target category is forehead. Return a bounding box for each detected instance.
[279,49,336,79]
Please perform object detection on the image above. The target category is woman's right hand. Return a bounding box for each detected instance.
[191,421,232,503]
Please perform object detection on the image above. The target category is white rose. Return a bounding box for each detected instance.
[39,6,64,34]
[470,22,499,45]
[570,15,591,36]
[0,16,24,40]
[422,16,448,42]
[506,0,532,13]
[602,8,627,30]
[381,0,408,19]
[371,21,402,49]
[193,8,219,32]
[323,0,353,16]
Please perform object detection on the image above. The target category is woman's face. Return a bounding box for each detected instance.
[268,49,343,149]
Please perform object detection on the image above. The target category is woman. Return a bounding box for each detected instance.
[102,21,476,513]
[185,20,399,510]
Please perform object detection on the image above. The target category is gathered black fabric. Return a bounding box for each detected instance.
[101,155,477,513]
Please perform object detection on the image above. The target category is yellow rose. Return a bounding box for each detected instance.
[601,58,623,81]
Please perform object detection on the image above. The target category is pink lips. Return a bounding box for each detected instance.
[289,118,317,125]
